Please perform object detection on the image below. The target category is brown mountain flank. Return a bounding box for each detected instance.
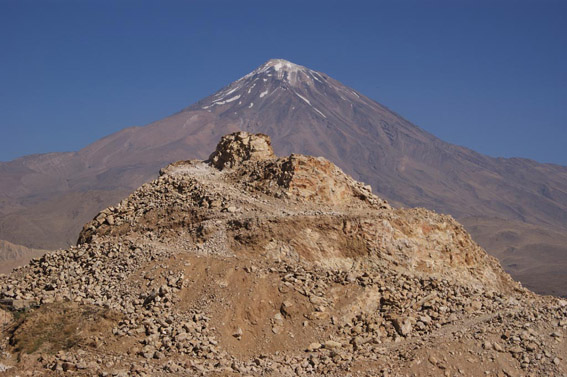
[0,59,566,296]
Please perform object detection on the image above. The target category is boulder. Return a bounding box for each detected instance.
[208,132,275,170]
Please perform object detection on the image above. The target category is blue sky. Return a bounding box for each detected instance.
[1,0,565,164]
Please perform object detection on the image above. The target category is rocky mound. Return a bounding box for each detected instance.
[0,132,565,376]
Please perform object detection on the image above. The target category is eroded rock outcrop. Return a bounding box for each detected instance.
[207,131,275,170]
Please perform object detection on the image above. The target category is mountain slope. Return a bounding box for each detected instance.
[0,240,48,274]
[0,59,566,295]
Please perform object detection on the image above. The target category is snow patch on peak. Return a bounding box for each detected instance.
[240,59,316,86]
[295,92,311,105]
[202,94,241,109]
[265,59,302,73]
[294,91,327,119]
[248,58,307,76]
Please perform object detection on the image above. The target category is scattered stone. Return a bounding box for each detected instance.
[307,343,322,352]
[324,340,342,350]
[233,328,243,340]
[392,316,413,337]
[0,132,564,377]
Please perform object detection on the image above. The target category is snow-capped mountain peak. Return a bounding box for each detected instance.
[248,58,305,79]
[190,59,361,119]
[241,58,324,87]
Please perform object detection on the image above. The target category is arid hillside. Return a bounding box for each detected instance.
[0,240,47,275]
[0,133,565,376]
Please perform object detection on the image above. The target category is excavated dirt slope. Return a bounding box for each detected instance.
[0,132,565,376]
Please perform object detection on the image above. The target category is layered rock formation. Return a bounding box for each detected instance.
[0,133,565,376]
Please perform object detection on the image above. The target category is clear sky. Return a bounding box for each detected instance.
[1,0,565,165]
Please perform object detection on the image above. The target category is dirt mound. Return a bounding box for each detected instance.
[0,132,565,376]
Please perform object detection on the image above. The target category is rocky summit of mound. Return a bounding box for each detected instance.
[0,132,566,376]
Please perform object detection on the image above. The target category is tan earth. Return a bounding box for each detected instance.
[0,132,565,376]
[0,240,49,275]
